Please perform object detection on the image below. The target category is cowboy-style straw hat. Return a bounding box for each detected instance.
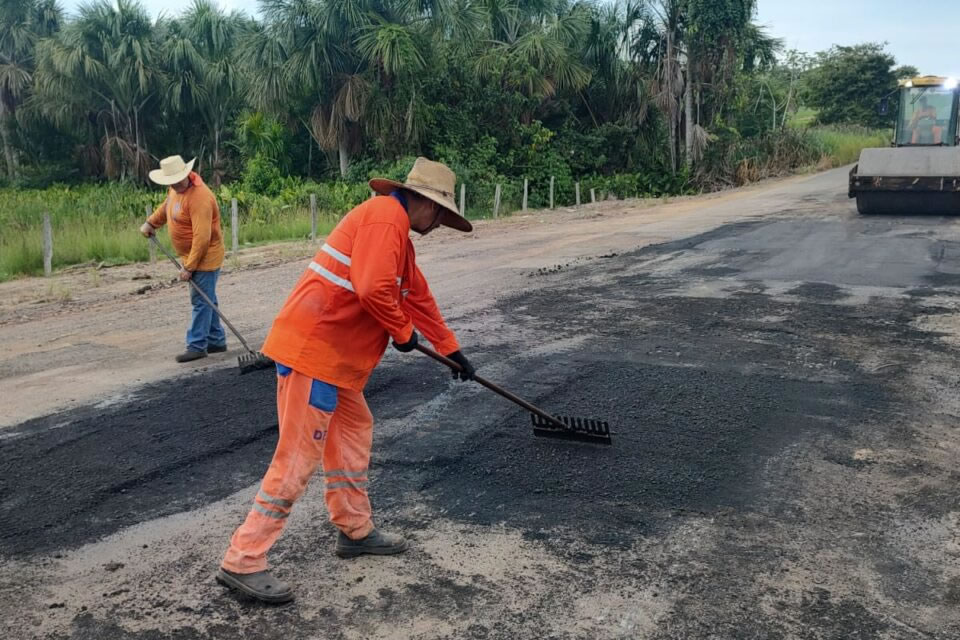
[369,157,472,232]
[149,155,196,186]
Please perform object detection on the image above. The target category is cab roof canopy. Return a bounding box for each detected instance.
[900,76,953,88]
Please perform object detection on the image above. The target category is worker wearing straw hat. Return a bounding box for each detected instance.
[140,155,227,363]
[217,158,475,603]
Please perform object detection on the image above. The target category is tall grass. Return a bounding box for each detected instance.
[0,184,162,280]
[788,107,818,128]
[228,206,338,245]
[0,183,345,281]
[0,178,525,280]
[807,125,891,166]
[697,124,893,189]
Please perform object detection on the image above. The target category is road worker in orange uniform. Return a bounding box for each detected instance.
[139,155,227,363]
[217,158,476,603]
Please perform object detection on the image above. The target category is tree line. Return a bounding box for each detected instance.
[0,0,909,192]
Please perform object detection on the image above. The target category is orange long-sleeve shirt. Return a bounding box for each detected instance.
[261,195,460,391]
[147,172,225,272]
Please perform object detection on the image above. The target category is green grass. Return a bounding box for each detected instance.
[0,184,162,280]
[786,107,891,166]
[0,179,517,281]
[0,184,346,281]
[807,125,892,166]
[226,208,339,246]
[788,107,818,128]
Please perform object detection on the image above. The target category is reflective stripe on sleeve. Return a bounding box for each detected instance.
[309,261,355,292]
[321,243,352,267]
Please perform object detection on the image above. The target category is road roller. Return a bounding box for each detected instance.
[849,75,960,214]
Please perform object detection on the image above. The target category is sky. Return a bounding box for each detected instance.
[58,0,960,77]
[754,1,960,76]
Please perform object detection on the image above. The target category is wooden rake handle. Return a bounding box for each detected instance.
[413,343,567,430]
[149,236,254,354]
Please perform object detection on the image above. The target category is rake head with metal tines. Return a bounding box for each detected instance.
[531,414,612,445]
[149,236,274,376]
[413,344,613,446]
[238,350,274,375]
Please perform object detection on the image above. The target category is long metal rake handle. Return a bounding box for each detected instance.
[149,236,254,354]
[414,343,568,431]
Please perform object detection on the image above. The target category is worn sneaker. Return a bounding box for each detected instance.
[335,529,409,558]
[208,343,228,354]
[175,349,207,363]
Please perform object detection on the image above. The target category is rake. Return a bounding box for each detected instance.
[415,344,612,445]
[150,237,273,374]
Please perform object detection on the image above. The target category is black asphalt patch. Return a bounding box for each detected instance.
[394,359,876,547]
[0,366,277,555]
[787,282,849,301]
[0,358,452,556]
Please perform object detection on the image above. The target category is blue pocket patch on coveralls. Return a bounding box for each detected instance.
[277,363,338,411]
[309,380,338,412]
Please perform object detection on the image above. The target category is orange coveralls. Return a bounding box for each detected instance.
[222,194,460,574]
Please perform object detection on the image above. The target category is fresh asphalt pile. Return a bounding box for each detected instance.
[3,214,960,637]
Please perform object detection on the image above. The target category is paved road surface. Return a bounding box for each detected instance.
[3,168,960,639]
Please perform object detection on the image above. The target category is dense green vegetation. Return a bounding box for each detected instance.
[804,43,912,130]
[0,0,910,279]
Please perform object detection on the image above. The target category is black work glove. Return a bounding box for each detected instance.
[447,350,476,381]
[393,331,419,353]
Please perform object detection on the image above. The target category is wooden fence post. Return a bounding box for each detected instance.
[43,212,53,277]
[460,183,466,216]
[146,204,156,263]
[575,182,581,208]
[231,198,239,254]
[493,184,502,218]
[310,193,318,242]
[549,176,555,209]
[522,178,528,212]
[590,188,596,204]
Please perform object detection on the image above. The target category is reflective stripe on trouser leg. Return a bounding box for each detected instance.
[221,369,334,574]
[323,388,375,540]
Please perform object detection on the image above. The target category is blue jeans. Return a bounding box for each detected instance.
[186,269,226,352]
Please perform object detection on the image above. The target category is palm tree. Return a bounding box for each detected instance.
[684,1,781,161]
[473,0,593,124]
[243,0,463,177]
[33,0,159,182]
[0,0,62,179]
[240,0,352,176]
[624,0,775,170]
[163,0,246,185]
[579,1,649,127]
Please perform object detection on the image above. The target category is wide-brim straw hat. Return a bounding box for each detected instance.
[149,155,196,186]
[369,157,472,232]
